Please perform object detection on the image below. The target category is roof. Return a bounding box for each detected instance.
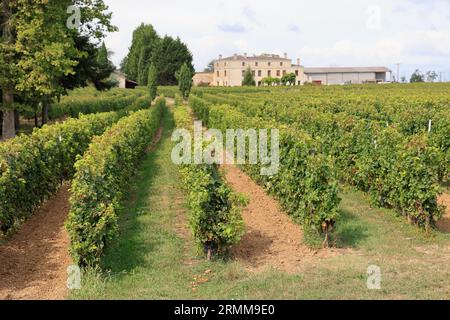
[217,54,291,61]
[112,70,138,84]
[304,67,392,74]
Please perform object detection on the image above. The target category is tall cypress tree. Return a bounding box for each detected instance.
[176,63,193,99]
[147,63,158,102]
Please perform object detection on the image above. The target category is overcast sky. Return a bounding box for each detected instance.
[103,0,450,81]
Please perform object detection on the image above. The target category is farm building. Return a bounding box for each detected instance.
[193,53,392,86]
[193,72,214,86]
[111,71,139,89]
[304,67,392,85]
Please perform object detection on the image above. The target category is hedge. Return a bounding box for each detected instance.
[204,104,340,244]
[0,111,120,236]
[50,90,145,119]
[66,98,165,266]
[173,105,245,258]
[197,90,447,231]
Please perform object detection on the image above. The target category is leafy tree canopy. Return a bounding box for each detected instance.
[242,67,256,86]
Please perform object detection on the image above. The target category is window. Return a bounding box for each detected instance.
[255,62,259,66]
[280,62,283,66]
[276,70,280,77]
[224,70,227,76]
[295,70,299,76]
[217,82,219,86]
[258,70,262,77]
[242,70,245,77]
[242,62,245,67]
[268,62,271,66]
[252,71,256,77]
[268,70,272,77]
[216,63,219,67]
[283,70,287,76]
[217,71,220,77]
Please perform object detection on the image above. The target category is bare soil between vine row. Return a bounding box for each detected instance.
[0,184,72,300]
[437,193,450,233]
[222,164,345,273]
[0,121,165,301]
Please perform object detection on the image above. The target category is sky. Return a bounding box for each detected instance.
[103,0,450,81]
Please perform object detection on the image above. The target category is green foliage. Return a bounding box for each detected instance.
[121,24,159,83]
[67,98,165,266]
[242,67,256,86]
[122,24,194,86]
[202,103,340,243]
[151,36,194,86]
[262,77,281,86]
[157,86,178,98]
[0,111,120,236]
[176,63,193,99]
[204,60,215,73]
[193,83,449,231]
[281,73,296,85]
[173,106,245,257]
[50,89,145,119]
[0,0,116,138]
[147,64,158,102]
[410,69,425,83]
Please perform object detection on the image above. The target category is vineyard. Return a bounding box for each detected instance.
[0,83,449,300]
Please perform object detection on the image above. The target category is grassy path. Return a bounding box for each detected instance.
[72,104,450,300]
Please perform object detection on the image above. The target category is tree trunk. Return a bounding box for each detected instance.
[34,111,39,128]
[2,90,16,140]
[41,100,50,126]
[0,111,3,137]
[14,109,20,133]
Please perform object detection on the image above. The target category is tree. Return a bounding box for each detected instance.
[204,60,215,73]
[1,0,18,139]
[147,63,158,102]
[410,69,425,83]
[426,70,438,83]
[242,67,256,86]
[151,36,194,85]
[122,25,194,86]
[281,73,296,85]
[176,63,193,99]
[262,77,280,86]
[0,0,116,139]
[122,24,159,82]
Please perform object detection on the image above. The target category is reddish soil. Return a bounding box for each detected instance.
[222,165,339,273]
[0,184,72,300]
[437,193,450,233]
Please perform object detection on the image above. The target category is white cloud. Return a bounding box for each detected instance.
[102,0,450,75]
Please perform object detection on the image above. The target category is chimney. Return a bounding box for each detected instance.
[284,52,288,59]
[233,53,238,60]
[297,58,301,66]
[244,53,247,58]
[219,54,223,60]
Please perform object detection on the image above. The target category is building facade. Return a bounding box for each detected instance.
[304,67,392,85]
[212,53,308,87]
[193,53,392,87]
[111,71,139,89]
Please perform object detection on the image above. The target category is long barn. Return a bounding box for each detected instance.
[304,67,392,85]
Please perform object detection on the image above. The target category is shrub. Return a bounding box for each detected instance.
[66,98,165,266]
[173,105,245,258]
[0,112,120,236]
[50,90,144,119]
[205,104,340,244]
